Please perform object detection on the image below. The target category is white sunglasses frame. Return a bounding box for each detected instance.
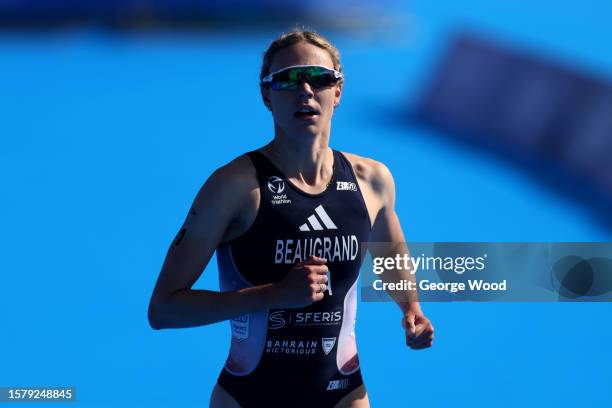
[261,64,343,87]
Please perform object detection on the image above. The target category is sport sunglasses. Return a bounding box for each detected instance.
[261,64,343,91]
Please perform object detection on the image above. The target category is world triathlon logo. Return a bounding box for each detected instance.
[267,176,285,194]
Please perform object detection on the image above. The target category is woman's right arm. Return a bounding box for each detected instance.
[147,157,329,330]
[147,158,276,330]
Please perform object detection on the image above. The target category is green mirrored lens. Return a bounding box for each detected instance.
[272,66,337,91]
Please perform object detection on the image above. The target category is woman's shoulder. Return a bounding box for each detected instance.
[210,153,256,183]
[338,151,393,183]
[197,153,258,207]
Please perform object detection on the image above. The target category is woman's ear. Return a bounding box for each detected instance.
[334,81,343,108]
[261,86,272,112]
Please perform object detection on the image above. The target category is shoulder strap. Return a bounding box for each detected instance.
[333,150,359,184]
[245,150,282,185]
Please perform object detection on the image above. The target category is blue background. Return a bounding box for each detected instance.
[1,1,612,406]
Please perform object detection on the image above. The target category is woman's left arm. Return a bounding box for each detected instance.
[368,162,435,350]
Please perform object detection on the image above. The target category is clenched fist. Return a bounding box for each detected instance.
[270,255,329,309]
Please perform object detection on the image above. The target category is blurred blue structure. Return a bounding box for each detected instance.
[413,32,612,227]
[0,0,399,30]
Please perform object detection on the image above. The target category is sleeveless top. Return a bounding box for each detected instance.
[215,149,372,407]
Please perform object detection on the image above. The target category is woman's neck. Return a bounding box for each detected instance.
[264,135,334,188]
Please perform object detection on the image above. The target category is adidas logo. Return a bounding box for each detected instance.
[299,205,337,232]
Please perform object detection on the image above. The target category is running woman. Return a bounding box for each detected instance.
[148,30,434,408]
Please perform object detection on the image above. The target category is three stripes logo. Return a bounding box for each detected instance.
[299,205,337,232]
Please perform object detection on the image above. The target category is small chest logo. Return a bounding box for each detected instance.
[299,204,337,231]
[268,176,291,205]
[336,181,357,191]
[268,176,285,194]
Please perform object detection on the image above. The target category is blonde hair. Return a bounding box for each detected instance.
[260,30,343,83]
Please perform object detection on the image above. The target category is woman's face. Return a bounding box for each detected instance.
[262,41,343,140]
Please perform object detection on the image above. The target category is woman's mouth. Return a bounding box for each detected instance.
[294,106,320,120]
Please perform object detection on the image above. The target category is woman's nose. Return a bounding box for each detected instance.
[297,78,314,99]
